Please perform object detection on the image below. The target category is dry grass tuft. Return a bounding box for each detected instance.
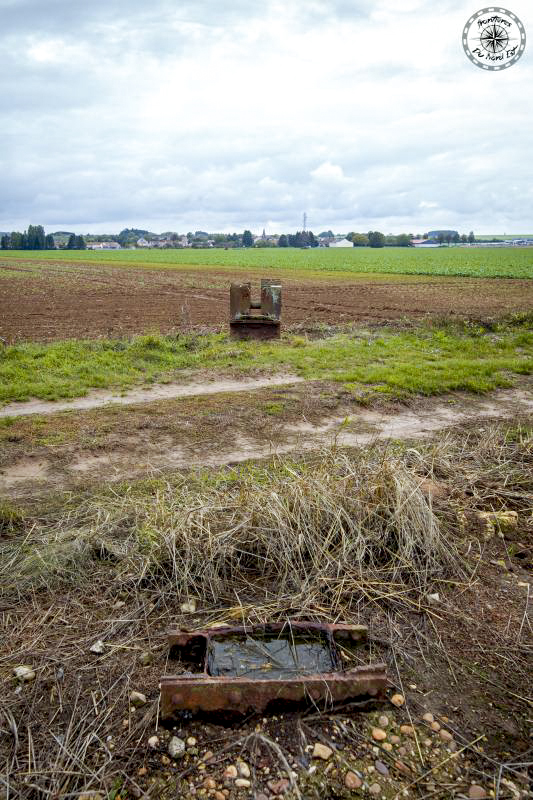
[0,447,459,612]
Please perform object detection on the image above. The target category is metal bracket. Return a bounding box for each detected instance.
[229,279,281,340]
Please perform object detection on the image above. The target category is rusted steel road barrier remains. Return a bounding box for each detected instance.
[229,279,282,340]
[160,621,387,718]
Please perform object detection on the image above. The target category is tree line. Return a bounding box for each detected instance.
[0,225,86,250]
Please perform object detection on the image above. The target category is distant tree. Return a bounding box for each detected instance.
[75,234,86,250]
[468,231,475,243]
[1,234,9,249]
[423,233,428,240]
[278,234,288,247]
[242,230,254,247]
[318,230,334,238]
[10,231,24,249]
[461,234,468,243]
[351,233,369,247]
[27,224,45,250]
[396,234,411,247]
[66,233,77,249]
[452,232,460,243]
[45,234,56,249]
[437,233,445,245]
[367,231,385,248]
[21,233,28,249]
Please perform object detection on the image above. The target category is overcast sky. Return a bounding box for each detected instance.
[1,0,531,234]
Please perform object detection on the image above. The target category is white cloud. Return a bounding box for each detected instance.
[0,0,532,233]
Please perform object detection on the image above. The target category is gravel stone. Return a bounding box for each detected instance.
[371,727,387,741]
[344,771,362,789]
[130,691,147,707]
[390,693,405,707]
[369,783,381,796]
[267,778,290,794]
[13,666,35,682]
[375,760,389,777]
[468,786,487,799]
[237,761,250,778]
[224,765,238,779]
[312,743,333,760]
[168,736,186,759]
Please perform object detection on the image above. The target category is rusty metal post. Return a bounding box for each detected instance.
[229,280,281,340]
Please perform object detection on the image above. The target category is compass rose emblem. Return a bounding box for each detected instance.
[463,8,526,70]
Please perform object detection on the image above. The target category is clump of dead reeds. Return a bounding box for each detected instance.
[0,447,459,611]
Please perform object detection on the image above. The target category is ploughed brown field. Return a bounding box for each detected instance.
[1,259,533,342]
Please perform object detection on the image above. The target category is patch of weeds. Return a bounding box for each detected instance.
[263,401,285,415]
[0,500,26,534]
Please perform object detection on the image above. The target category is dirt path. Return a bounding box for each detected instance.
[0,375,304,418]
[2,388,532,495]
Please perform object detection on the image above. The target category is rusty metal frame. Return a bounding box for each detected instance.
[160,621,387,718]
[229,279,282,340]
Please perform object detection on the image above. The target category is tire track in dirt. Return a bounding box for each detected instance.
[2,388,531,496]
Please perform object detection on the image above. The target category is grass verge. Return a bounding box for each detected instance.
[1,318,532,405]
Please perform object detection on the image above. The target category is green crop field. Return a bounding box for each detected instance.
[1,245,532,279]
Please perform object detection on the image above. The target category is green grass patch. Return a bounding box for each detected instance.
[1,322,532,406]
[1,245,532,278]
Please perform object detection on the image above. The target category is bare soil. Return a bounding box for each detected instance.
[2,260,533,342]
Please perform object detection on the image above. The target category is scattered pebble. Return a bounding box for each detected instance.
[430,721,441,732]
[89,640,105,654]
[423,738,432,747]
[371,727,387,742]
[168,736,185,759]
[237,761,251,778]
[468,786,487,799]
[382,742,393,752]
[224,765,238,779]
[203,778,216,790]
[130,691,147,708]
[147,735,159,749]
[312,743,333,760]
[394,760,411,776]
[180,599,197,613]
[137,767,148,777]
[139,651,153,666]
[187,736,197,747]
[161,755,171,766]
[378,715,389,727]
[369,783,381,796]
[375,760,389,777]
[400,725,414,736]
[235,778,250,788]
[422,712,434,723]
[267,778,290,794]
[440,729,453,742]
[390,735,400,744]
[344,771,362,789]
[427,592,440,605]
[214,793,226,800]
[13,665,35,682]
[390,693,405,707]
